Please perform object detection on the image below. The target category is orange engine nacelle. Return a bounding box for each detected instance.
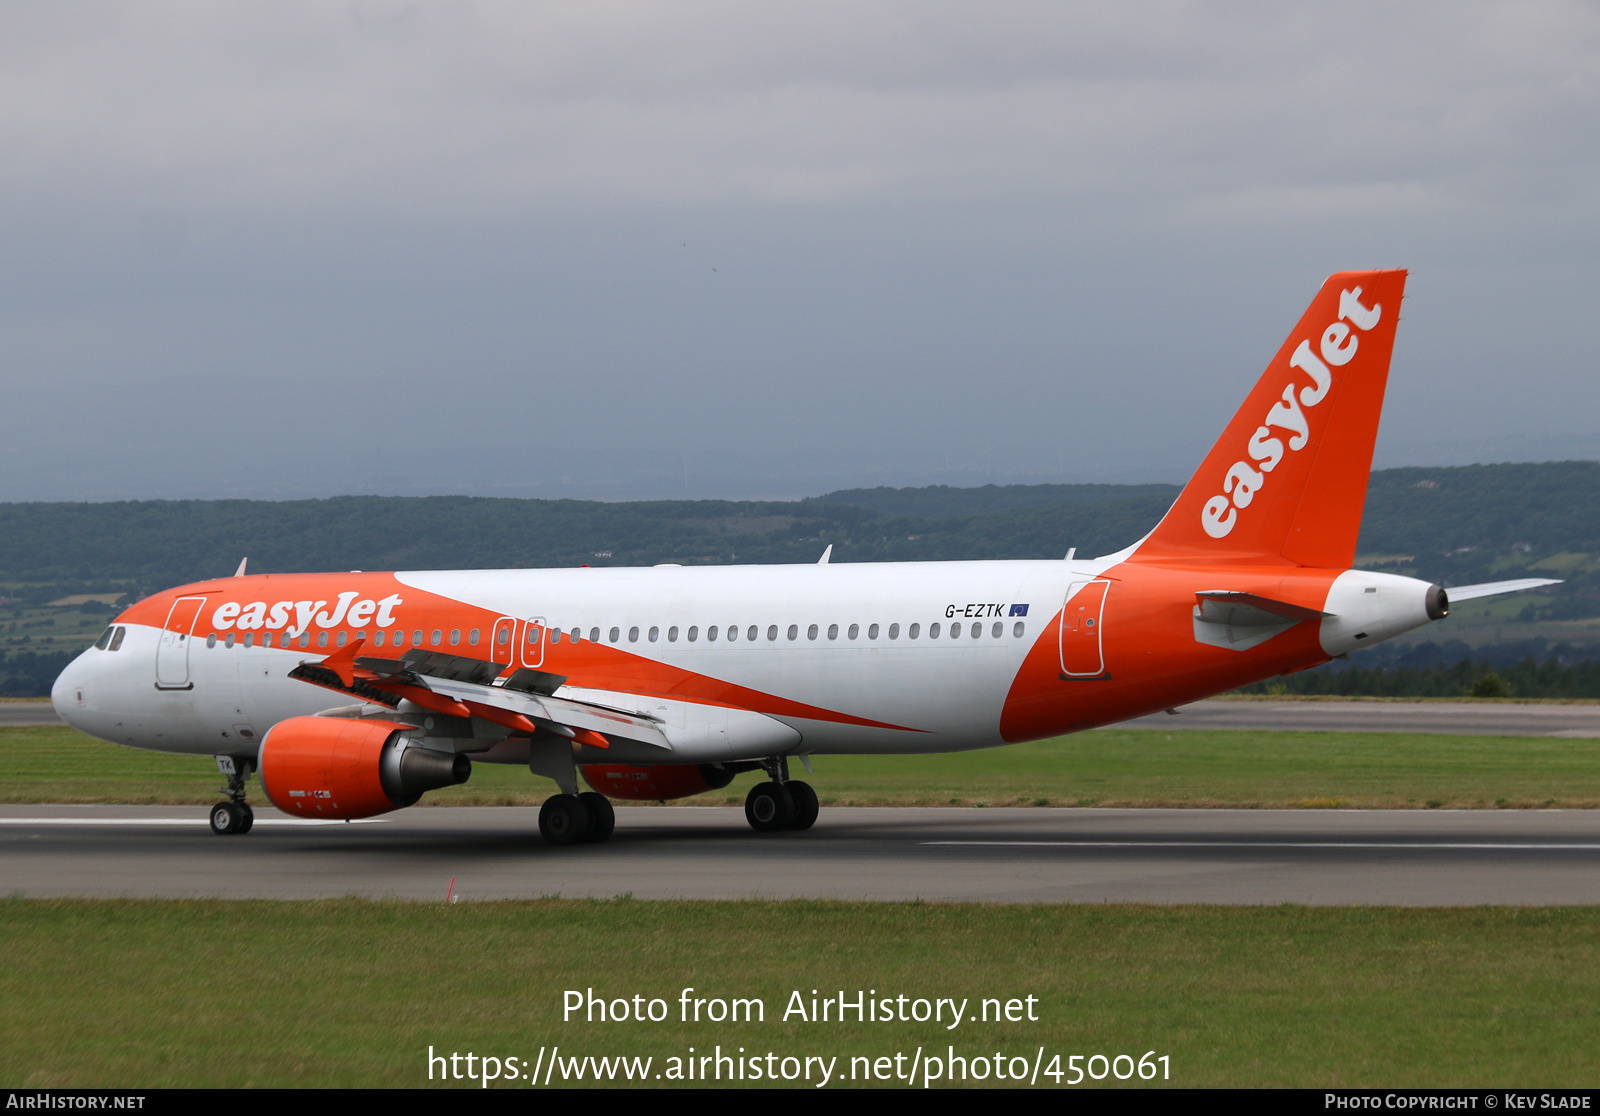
[581,763,741,801]
[259,716,470,820]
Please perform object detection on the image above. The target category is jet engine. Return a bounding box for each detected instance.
[581,762,753,801]
[258,716,470,820]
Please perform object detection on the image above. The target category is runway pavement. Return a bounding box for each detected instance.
[5,804,1600,905]
[1118,699,1600,736]
[0,702,60,726]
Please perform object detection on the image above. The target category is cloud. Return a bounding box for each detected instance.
[0,2,1596,503]
[2,1,1595,219]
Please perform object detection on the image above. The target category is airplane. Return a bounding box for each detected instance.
[51,269,1558,846]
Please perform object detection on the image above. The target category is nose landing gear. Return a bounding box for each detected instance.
[744,757,818,832]
[209,755,255,836]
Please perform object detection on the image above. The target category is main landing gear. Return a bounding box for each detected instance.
[744,757,818,833]
[538,791,616,846]
[530,734,616,846]
[209,755,255,836]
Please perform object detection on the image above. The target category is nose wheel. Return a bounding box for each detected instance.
[209,801,254,834]
[209,755,256,836]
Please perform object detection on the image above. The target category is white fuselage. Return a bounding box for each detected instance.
[53,558,1122,761]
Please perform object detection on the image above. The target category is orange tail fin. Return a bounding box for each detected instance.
[1135,269,1407,568]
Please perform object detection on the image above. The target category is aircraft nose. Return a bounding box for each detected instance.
[51,651,90,725]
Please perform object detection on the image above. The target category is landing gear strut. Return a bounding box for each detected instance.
[745,756,818,833]
[209,755,255,836]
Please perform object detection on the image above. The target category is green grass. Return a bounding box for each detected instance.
[0,899,1595,1088]
[8,724,1600,809]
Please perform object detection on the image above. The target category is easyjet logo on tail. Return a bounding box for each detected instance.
[1200,287,1384,539]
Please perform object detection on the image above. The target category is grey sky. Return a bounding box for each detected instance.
[2,2,1597,501]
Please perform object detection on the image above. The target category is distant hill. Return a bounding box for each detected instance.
[806,482,1181,518]
[0,461,1595,596]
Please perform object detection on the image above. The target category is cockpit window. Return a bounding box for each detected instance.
[94,627,114,650]
[109,627,125,651]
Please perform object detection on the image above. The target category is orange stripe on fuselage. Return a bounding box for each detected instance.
[119,573,923,733]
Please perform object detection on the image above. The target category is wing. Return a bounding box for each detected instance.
[288,643,672,752]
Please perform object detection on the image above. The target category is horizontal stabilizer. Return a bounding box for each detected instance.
[1192,590,1324,652]
[1195,590,1330,622]
[1444,578,1563,603]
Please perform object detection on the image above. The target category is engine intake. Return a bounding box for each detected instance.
[259,716,470,820]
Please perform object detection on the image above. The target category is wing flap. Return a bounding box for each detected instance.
[288,641,671,751]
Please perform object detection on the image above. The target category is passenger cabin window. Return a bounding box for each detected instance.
[589,627,600,643]
[667,626,678,642]
[827,624,838,640]
[867,623,878,639]
[888,623,898,640]
[807,624,818,641]
[707,626,718,642]
[786,625,798,641]
[611,627,621,643]
[469,629,481,646]
[687,626,699,642]
[1013,621,1025,638]
[628,627,640,643]
[649,626,660,642]
[909,623,920,639]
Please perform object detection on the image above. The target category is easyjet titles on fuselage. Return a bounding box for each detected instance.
[209,591,404,639]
